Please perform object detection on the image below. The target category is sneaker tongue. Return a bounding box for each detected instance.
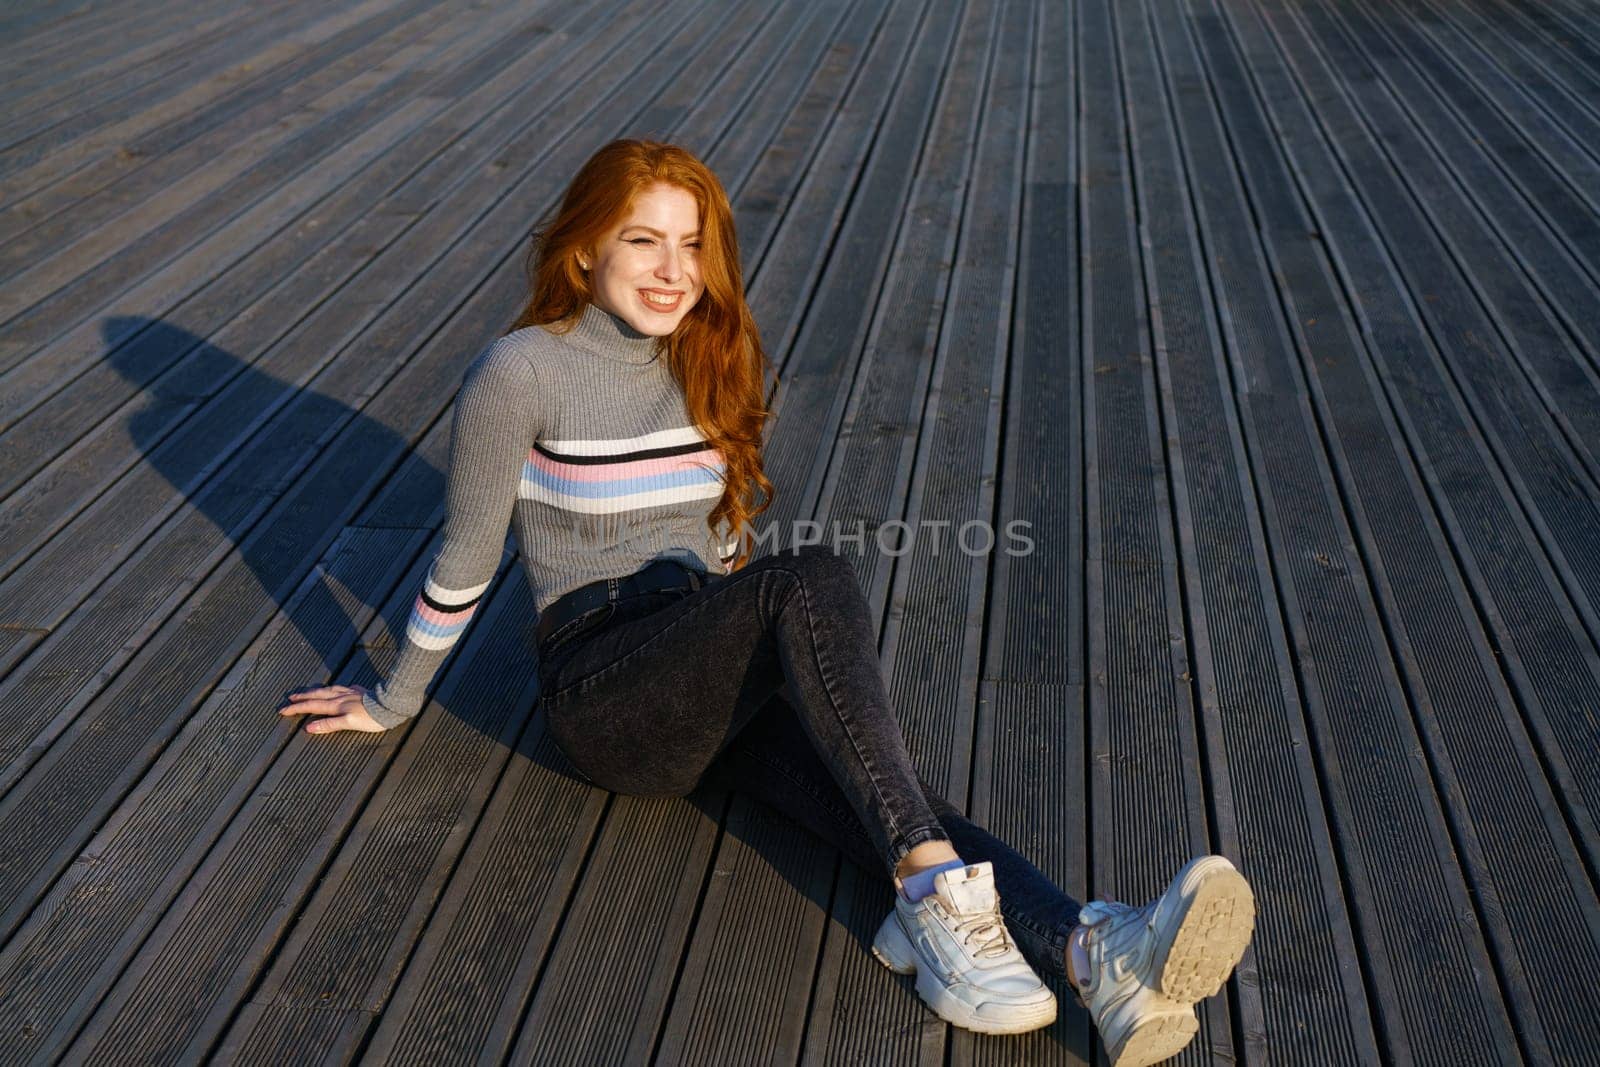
[938,863,998,915]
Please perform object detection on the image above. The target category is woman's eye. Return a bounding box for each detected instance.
[626,237,699,248]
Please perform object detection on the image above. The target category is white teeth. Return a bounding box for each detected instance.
[643,291,679,306]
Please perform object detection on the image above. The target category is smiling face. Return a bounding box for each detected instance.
[580,181,705,337]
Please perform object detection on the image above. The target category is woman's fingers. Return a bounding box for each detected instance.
[287,685,356,701]
[279,684,371,715]
[280,700,338,717]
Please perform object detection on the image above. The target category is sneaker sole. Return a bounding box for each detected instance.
[871,913,1058,1035]
[1106,1008,1200,1067]
[1150,856,1256,1003]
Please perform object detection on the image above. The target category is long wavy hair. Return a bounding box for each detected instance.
[509,139,775,570]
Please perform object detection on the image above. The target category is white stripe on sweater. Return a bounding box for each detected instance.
[538,426,708,455]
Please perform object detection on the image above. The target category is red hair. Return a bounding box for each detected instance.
[509,139,775,570]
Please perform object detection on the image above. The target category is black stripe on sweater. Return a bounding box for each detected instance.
[533,439,710,465]
[420,588,484,614]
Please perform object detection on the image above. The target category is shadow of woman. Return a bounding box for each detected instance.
[103,314,459,695]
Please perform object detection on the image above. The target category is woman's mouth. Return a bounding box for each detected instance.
[639,289,682,313]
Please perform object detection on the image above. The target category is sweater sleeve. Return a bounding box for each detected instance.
[362,339,540,728]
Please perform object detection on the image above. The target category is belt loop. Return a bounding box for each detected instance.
[686,568,702,592]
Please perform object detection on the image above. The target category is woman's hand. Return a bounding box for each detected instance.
[279,684,386,734]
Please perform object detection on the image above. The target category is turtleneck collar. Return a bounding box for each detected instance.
[561,301,663,365]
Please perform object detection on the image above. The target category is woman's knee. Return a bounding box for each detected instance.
[757,544,854,614]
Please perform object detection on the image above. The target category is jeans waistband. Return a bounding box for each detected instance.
[535,559,706,647]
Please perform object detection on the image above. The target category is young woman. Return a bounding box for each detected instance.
[280,139,1255,1066]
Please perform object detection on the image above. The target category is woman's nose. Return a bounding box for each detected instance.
[655,246,683,281]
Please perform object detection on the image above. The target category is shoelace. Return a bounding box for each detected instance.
[952,908,1014,959]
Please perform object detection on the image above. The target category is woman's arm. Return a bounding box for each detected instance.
[280,338,541,733]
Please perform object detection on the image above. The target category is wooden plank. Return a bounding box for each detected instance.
[1459,0,1600,143]
[1437,0,1600,181]
[0,7,577,422]
[1533,0,1600,48]
[0,405,451,1059]
[0,2,476,500]
[0,212,408,573]
[0,103,440,660]
[0,81,434,401]
[0,0,393,214]
[0,0,443,246]
[0,88,447,644]
[0,2,1593,1063]
[0,1,316,142]
[1398,0,1600,333]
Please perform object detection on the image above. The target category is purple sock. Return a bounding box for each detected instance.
[898,858,967,902]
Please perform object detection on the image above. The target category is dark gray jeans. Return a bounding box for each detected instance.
[535,544,1079,979]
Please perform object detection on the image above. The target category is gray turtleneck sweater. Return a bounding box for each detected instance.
[363,302,737,727]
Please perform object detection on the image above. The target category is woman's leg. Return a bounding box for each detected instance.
[698,683,1081,980]
[536,544,949,875]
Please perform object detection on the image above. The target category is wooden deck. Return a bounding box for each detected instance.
[2,0,1598,1062]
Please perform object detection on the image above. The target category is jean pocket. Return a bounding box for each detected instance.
[542,603,616,657]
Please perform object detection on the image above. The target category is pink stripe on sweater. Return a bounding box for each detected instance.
[526,448,722,482]
[414,599,476,627]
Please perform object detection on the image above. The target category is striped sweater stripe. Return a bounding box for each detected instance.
[521,432,725,514]
[403,571,488,652]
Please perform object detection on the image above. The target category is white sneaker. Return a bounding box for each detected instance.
[1073,855,1255,1067]
[871,861,1058,1034]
